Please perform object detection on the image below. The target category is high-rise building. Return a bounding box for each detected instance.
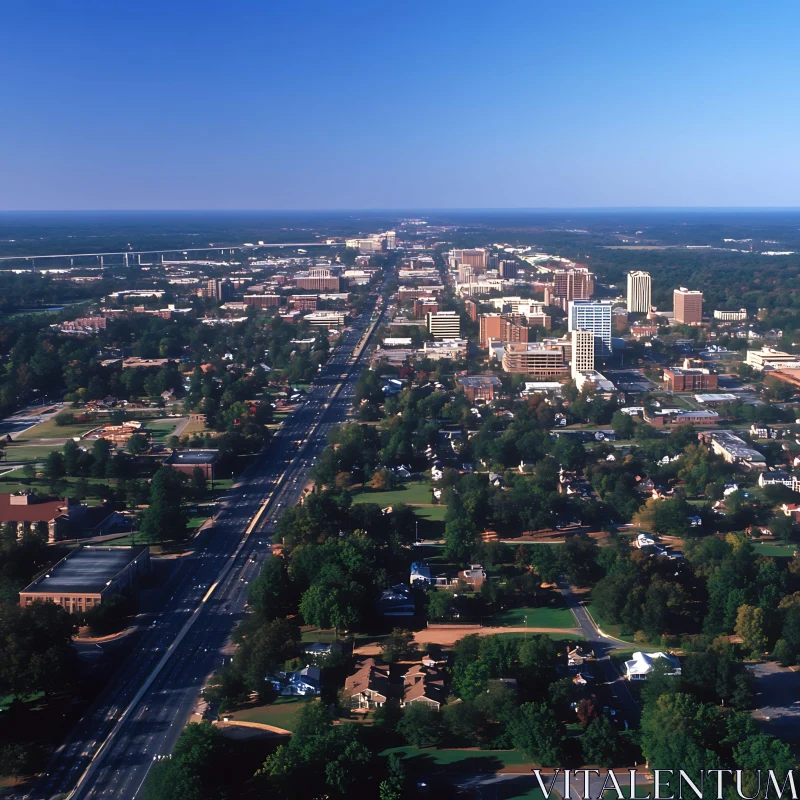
[553,268,594,301]
[464,298,478,323]
[427,311,461,340]
[568,300,613,356]
[673,287,703,324]
[479,314,529,348]
[460,249,487,270]
[626,271,652,313]
[457,264,474,284]
[571,330,595,378]
[499,260,517,279]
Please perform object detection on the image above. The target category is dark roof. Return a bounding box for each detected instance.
[164,449,218,466]
[21,546,148,595]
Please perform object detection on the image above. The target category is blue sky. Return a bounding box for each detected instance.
[1,0,799,210]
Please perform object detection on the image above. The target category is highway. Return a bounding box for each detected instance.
[22,280,389,800]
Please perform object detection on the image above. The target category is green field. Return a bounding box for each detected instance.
[491,605,576,629]
[228,697,311,731]
[17,416,98,439]
[352,480,435,507]
[145,418,182,443]
[3,443,65,463]
[751,542,796,557]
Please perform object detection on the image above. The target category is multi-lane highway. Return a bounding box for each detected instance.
[23,282,388,800]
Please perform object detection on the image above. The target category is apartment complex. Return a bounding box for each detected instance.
[673,287,703,324]
[551,267,594,304]
[568,300,613,355]
[626,271,652,313]
[426,311,461,340]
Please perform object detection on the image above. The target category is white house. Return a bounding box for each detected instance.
[623,651,681,681]
[410,562,431,585]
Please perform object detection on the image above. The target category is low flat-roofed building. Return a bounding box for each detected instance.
[457,375,502,402]
[19,545,150,612]
[422,339,467,361]
[305,310,347,328]
[697,430,767,469]
[163,449,218,480]
[745,347,800,370]
[575,370,616,397]
[694,393,737,405]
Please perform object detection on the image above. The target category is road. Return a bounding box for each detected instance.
[19,281,389,800]
[558,580,640,728]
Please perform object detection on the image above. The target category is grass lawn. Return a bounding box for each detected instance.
[382,746,536,771]
[181,419,208,437]
[751,542,796,557]
[3,443,65,463]
[227,697,312,731]
[300,628,341,644]
[144,418,182,443]
[491,606,576,629]
[352,480,434,507]
[187,516,211,530]
[586,600,636,643]
[16,417,98,439]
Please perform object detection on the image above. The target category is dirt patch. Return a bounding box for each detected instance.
[413,626,579,646]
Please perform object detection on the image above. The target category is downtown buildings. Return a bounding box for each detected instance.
[674,287,703,324]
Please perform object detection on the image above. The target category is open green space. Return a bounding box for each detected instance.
[0,692,44,713]
[382,745,535,771]
[227,697,312,731]
[187,515,211,530]
[145,418,182,443]
[16,416,98,439]
[751,542,796,557]
[3,443,65,463]
[352,480,435,507]
[490,605,576,629]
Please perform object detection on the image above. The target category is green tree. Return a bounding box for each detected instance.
[139,468,188,543]
[581,716,620,765]
[735,604,767,657]
[396,703,442,747]
[508,702,565,765]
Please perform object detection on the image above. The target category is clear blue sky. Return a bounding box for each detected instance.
[2,0,799,210]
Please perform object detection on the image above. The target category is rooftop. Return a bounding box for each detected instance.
[164,449,218,465]
[21,546,148,595]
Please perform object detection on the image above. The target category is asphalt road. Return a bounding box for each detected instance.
[557,580,640,728]
[19,284,389,800]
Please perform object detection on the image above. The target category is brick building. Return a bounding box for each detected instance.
[663,367,718,392]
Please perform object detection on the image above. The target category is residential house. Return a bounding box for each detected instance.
[410,562,431,585]
[402,662,446,709]
[344,658,391,710]
[376,584,416,617]
[459,564,487,588]
[270,665,322,697]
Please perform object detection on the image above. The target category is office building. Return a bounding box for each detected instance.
[427,311,461,340]
[673,287,703,324]
[568,300,613,356]
[296,275,340,291]
[19,546,151,612]
[413,298,439,318]
[288,295,318,312]
[457,376,502,403]
[745,347,800,370]
[243,294,281,309]
[626,271,652,313]
[479,314,529,348]
[464,298,478,323]
[571,330,595,378]
[305,310,347,329]
[697,430,766,470]
[499,260,517,279]
[460,249,487,270]
[422,339,468,360]
[501,343,570,380]
[662,368,718,392]
[714,308,747,322]
[553,268,594,301]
